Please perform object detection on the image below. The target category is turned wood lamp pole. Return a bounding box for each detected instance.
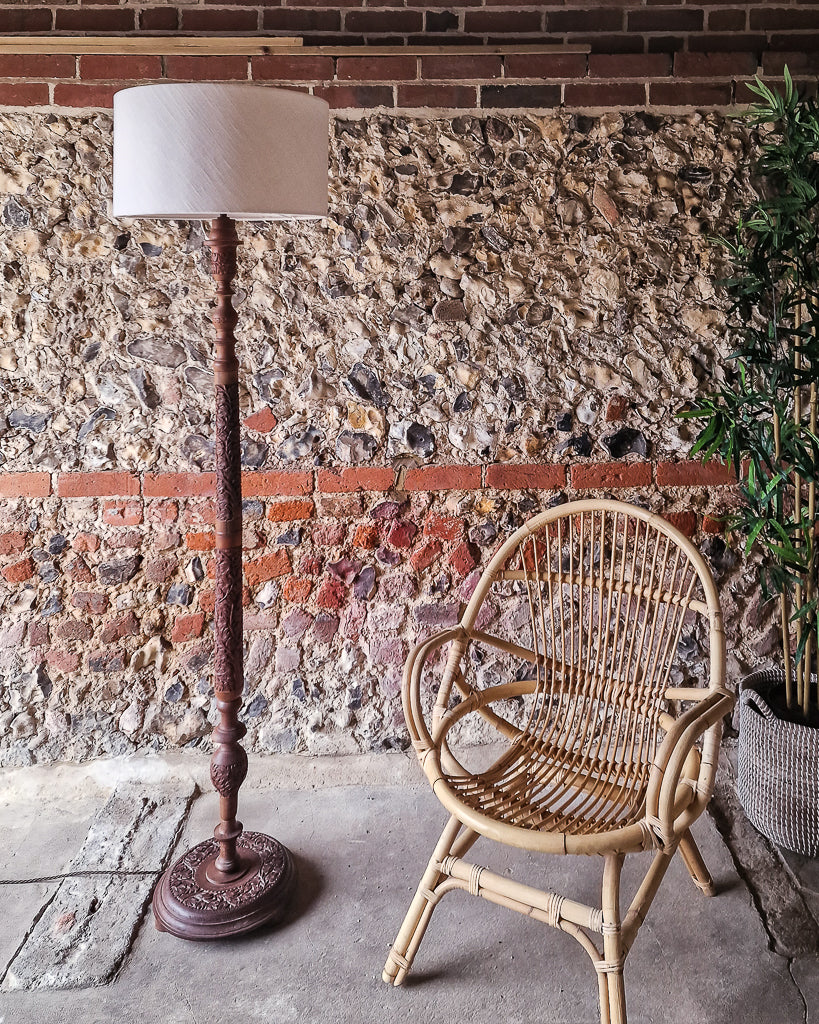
[112,84,329,939]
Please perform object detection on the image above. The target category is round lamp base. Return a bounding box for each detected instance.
[152,831,295,940]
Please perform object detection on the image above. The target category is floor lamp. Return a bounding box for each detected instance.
[112,84,329,940]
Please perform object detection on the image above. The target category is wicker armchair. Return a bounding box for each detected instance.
[383,499,734,1024]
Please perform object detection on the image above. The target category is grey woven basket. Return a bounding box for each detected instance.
[737,668,819,857]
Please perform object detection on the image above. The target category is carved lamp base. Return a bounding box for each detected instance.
[153,831,296,940]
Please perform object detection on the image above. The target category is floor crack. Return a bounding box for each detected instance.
[786,957,809,1024]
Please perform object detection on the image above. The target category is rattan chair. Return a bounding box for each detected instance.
[383,499,734,1024]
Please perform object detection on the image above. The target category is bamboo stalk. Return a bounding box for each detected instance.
[806,299,817,719]
[774,410,794,707]
[794,307,804,713]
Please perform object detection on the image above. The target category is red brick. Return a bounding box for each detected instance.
[566,83,646,108]
[482,84,562,108]
[449,541,479,578]
[147,500,179,524]
[338,56,417,81]
[702,515,726,535]
[0,56,74,79]
[182,500,216,527]
[181,9,258,31]
[0,531,27,556]
[751,8,819,30]
[0,84,49,107]
[186,531,215,551]
[650,82,733,106]
[283,576,313,603]
[656,460,736,488]
[29,622,49,648]
[317,467,395,493]
[674,52,759,77]
[663,511,698,539]
[486,464,567,490]
[144,555,177,584]
[421,54,503,79]
[243,611,277,631]
[80,56,162,81]
[58,472,138,497]
[165,56,249,82]
[404,465,481,491]
[1,557,34,583]
[605,396,630,422]
[55,8,134,31]
[103,499,143,526]
[589,54,672,78]
[410,539,442,572]
[252,55,334,82]
[314,85,394,109]
[101,610,139,645]
[72,532,100,553]
[243,471,312,496]
[300,554,322,576]
[353,523,380,550]
[267,499,315,522]
[242,407,278,432]
[688,34,767,54]
[144,472,215,498]
[0,472,50,498]
[346,9,422,32]
[139,8,177,30]
[707,11,747,32]
[423,513,464,541]
[56,619,93,642]
[316,575,346,611]
[464,9,542,32]
[571,461,652,489]
[0,9,51,32]
[67,556,92,583]
[504,53,588,79]
[46,649,81,674]
[762,51,819,76]
[549,8,624,32]
[387,520,418,549]
[245,551,291,585]
[55,83,120,108]
[628,8,704,32]
[312,523,346,547]
[398,85,478,107]
[263,8,342,31]
[172,613,206,644]
[70,592,109,614]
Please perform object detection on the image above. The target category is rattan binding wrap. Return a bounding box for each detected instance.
[738,669,819,857]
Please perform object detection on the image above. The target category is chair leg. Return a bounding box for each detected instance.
[383,815,464,987]
[678,828,716,897]
[598,853,628,1024]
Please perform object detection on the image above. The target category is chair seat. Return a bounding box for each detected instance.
[443,740,652,837]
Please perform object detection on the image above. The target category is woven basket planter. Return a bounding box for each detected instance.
[737,669,819,857]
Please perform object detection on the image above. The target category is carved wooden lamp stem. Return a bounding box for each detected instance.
[207,215,248,879]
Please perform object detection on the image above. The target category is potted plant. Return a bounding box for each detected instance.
[684,68,819,856]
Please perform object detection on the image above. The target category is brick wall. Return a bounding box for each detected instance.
[0,3,818,112]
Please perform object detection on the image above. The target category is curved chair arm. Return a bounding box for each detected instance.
[645,688,735,848]
[402,626,469,769]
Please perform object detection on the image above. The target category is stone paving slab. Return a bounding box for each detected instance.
[0,779,194,993]
[1,777,809,1024]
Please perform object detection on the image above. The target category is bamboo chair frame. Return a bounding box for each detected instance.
[383,499,734,1024]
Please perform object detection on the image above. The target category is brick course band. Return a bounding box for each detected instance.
[0,45,814,111]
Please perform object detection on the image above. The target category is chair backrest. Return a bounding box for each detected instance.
[458,499,725,772]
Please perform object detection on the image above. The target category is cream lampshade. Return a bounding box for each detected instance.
[111,82,328,942]
[113,83,328,220]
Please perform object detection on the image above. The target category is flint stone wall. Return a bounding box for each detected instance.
[0,109,770,766]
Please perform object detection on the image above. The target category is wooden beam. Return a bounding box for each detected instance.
[0,36,590,57]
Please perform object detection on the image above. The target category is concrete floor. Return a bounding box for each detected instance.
[0,751,815,1024]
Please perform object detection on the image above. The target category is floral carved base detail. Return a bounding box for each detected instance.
[152,831,296,940]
